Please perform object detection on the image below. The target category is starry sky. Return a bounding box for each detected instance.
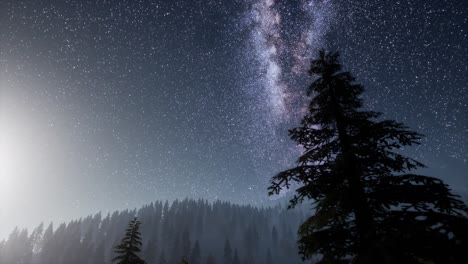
[1,0,467,238]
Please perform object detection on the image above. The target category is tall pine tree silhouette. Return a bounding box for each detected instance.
[269,50,468,264]
[113,217,145,264]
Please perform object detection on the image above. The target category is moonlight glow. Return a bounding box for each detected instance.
[0,0,467,241]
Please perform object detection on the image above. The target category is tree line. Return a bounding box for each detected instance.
[0,199,307,264]
[2,49,467,264]
[104,50,468,264]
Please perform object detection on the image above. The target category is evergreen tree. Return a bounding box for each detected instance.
[28,223,44,256]
[1,199,309,264]
[1,227,22,263]
[40,223,56,264]
[113,217,145,264]
[269,50,468,264]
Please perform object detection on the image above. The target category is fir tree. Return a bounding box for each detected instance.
[113,217,145,264]
[269,50,468,264]
[40,223,56,264]
[1,199,309,264]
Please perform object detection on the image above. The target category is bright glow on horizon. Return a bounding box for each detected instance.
[0,85,63,239]
[0,128,18,206]
[0,97,32,215]
[1,110,20,235]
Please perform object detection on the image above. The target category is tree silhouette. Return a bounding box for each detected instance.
[113,217,145,264]
[0,198,325,264]
[269,50,468,264]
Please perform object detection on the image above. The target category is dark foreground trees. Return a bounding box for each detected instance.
[113,217,145,264]
[269,51,468,264]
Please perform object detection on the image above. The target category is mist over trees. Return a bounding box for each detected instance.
[269,51,468,264]
[1,49,467,264]
[0,199,306,264]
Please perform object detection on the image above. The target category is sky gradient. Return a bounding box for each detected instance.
[1,0,467,239]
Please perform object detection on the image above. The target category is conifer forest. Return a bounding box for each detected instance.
[0,199,306,264]
[1,0,467,263]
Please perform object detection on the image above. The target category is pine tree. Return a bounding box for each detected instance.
[269,50,468,264]
[40,223,55,264]
[113,217,145,264]
[28,223,44,258]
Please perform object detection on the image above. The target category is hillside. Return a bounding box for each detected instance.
[0,199,308,264]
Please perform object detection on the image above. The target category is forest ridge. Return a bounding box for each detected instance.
[0,199,307,264]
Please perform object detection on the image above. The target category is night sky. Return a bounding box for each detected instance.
[1,0,467,239]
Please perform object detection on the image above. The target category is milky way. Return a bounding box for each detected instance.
[236,0,336,180]
[243,0,335,120]
[1,0,467,239]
